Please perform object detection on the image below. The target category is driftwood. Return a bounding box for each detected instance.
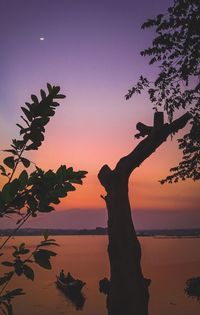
[98,112,191,315]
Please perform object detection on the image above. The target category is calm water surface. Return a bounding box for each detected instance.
[2,236,200,315]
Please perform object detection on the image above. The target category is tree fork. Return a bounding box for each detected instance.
[98,112,191,315]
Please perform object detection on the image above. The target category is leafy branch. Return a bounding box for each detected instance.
[0,83,87,314]
[125,0,200,183]
[0,235,58,315]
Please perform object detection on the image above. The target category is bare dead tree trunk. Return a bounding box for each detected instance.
[98,112,191,315]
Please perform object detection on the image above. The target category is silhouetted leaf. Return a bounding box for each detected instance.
[40,89,46,99]
[13,265,22,275]
[20,158,30,168]
[18,170,28,190]
[21,107,32,121]
[31,94,39,103]
[56,165,67,181]
[20,248,30,255]
[64,182,76,191]
[19,243,25,250]
[9,179,19,197]
[3,157,15,169]
[23,265,34,281]
[2,288,25,300]
[53,86,60,94]
[54,94,66,99]
[47,83,52,92]
[36,258,51,269]
[1,183,12,202]
[33,250,52,269]
[38,249,57,256]
[29,130,44,143]
[52,102,60,107]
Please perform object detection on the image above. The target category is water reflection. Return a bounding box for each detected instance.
[56,271,86,310]
[99,278,110,309]
[60,289,86,310]
[185,277,200,302]
[99,277,151,314]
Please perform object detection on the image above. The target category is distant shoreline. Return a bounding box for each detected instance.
[0,227,200,238]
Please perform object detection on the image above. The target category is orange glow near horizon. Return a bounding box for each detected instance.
[20,124,198,212]
[1,105,199,215]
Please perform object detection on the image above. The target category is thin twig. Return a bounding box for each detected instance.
[0,213,31,250]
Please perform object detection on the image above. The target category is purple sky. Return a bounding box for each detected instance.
[0,0,199,230]
[1,0,170,123]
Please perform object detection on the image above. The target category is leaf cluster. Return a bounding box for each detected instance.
[0,288,24,315]
[126,0,200,182]
[0,84,87,218]
[0,165,87,218]
[0,84,87,314]
[16,83,65,152]
[1,236,58,278]
[0,235,58,314]
[125,76,149,100]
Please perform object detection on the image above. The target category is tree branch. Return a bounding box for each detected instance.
[115,112,192,177]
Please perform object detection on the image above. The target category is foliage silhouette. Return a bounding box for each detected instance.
[126,0,200,183]
[0,84,87,315]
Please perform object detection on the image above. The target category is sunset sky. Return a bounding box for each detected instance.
[0,0,199,229]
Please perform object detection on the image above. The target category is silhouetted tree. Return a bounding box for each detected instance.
[98,112,191,315]
[126,0,200,183]
[99,0,199,314]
